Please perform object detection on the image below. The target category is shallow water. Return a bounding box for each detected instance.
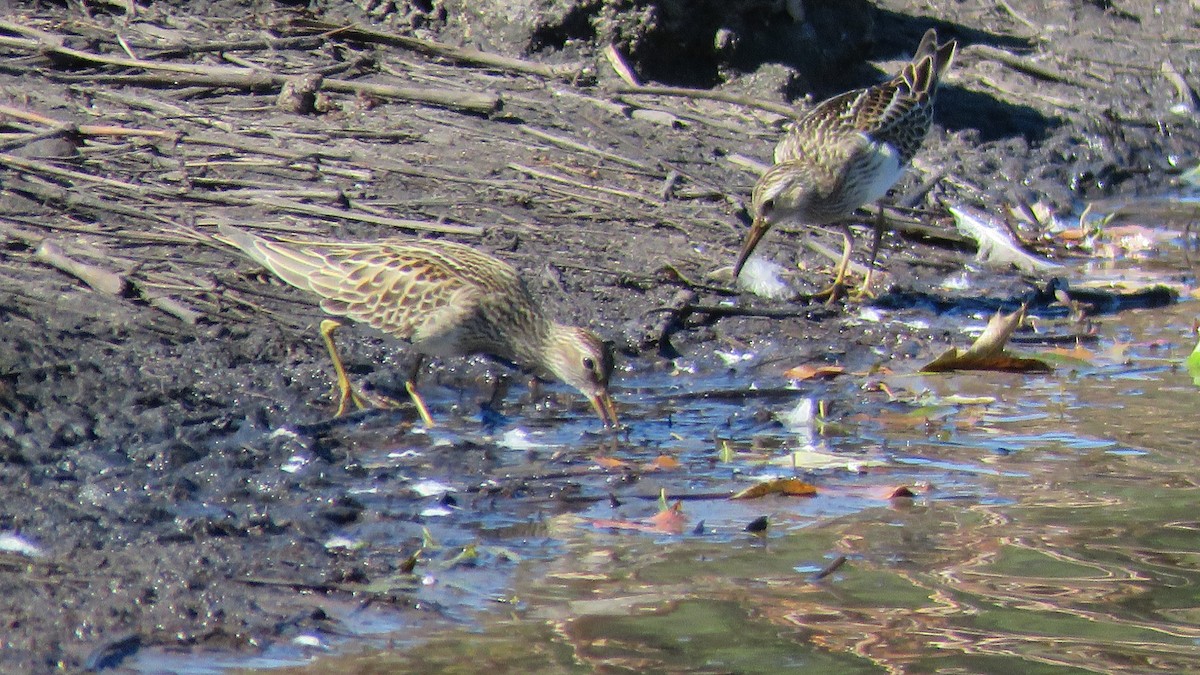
[138,202,1200,674]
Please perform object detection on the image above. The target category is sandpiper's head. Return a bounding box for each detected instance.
[542,326,618,426]
[733,160,821,277]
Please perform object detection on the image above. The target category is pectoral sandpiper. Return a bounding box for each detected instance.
[733,28,957,301]
[217,225,618,427]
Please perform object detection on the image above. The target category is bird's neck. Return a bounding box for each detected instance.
[509,318,559,378]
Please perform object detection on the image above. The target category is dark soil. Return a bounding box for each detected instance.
[0,0,1196,670]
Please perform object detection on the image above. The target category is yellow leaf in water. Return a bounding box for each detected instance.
[783,364,846,381]
[731,477,818,499]
[644,455,681,471]
[594,457,629,470]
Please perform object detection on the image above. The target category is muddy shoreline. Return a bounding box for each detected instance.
[0,0,1196,670]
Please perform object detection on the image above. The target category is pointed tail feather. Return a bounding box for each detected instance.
[905,29,957,95]
[215,224,333,292]
[912,28,939,63]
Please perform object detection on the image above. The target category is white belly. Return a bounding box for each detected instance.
[859,138,903,205]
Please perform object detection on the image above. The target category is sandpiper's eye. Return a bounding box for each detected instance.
[583,357,596,372]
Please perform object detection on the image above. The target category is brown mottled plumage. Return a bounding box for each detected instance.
[734,29,957,300]
[217,224,617,426]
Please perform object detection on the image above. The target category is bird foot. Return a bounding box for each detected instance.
[848,280,878,302]
[812,281,847,305]
[330,380,401,417]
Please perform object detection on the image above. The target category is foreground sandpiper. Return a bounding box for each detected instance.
[733,28,957,301]
[217,225,618,427]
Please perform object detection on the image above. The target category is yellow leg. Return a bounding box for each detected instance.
[853,208,886,300]
[320,319,369,416]
[405,380,436,428]
[815,228,853,305]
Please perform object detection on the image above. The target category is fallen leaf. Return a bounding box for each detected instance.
[731,477,818,499]
[783,364,846,381]
[644,455,681,471]
[591,501,687,535]
[1045,345,1095,361]
[594,457,629,470]
[647,502,687,533]
[1053,227,1088,242]
[922,306,1052,373]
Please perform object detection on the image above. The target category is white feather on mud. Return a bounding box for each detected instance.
[950,204,1062,273]
[735,257,798,300]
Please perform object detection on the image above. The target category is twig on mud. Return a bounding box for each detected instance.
[28,237,204,324]
[655,303,817,320]
[0,104,179,140]
[86,89,232,131]
[0,20,64,47]
[635,289,697,350]
[193,193,483,236]
[724,152,770,176]
[508,162,662,206]
[569,106,739,209]
[994,0,1042,36]
[1,175,177,225]
[323,78,500,115]
[0,33,499,115]
[895,169,946,210]
[976,74,1082,113]
[141,294,203,324]
[1160,59,1198,111]
[549,260,736,296]
[610,84,799,119]
[517,124,653,172]
[286,19,586,80]
[880,207,973,251]
[0,151,177,195]
[603,44,641,87]
[0,213,195,245]
[183,131,336,161]
[34,241,129,296]
[964,44,1079,86]
[146,35,326,59]
[53,71,501,116]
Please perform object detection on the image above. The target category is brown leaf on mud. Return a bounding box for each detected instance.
[783,364,845,381]
[590,501,687,535]
[731,478,818,499]
[922,306,1052,373]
